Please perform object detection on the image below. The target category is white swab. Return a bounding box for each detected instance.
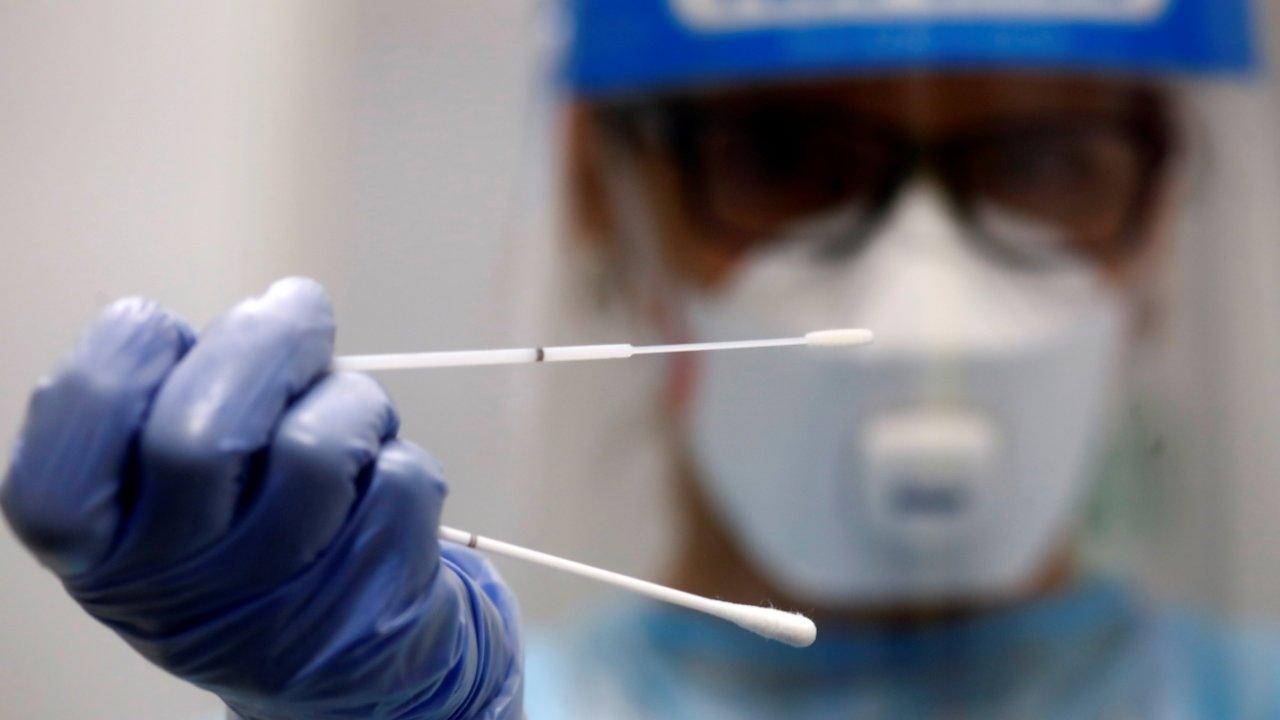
[333,328,873,373]
[440,526,818,648]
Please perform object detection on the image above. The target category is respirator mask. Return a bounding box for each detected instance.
[683,184,1130,603]
[597,90,1167,604]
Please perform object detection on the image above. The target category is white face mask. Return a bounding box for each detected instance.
[683,184,1129,604]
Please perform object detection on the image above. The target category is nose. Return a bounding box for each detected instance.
[835,182,1099,355]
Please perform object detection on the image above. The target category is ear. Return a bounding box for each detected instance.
[565,103,615,251]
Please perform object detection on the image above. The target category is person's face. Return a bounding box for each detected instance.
[567,74,1179,608]
[573,74,1176,293]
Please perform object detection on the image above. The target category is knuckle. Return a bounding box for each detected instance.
[345,370,385,394]
[375,441,447,503]
[273,373,394,469]
[328,371,391,406]
[31,367,144,434]
[100,296,162,324]
[243,278,335,337]
[274,421,368,480]
[272,416,333,467]
[140,419,227,477]
[60,301,189,397]
[270,276,329,306]
[46,366,125,406]
[88,296,190,350]
[219,306,334,365]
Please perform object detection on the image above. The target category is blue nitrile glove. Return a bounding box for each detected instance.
[2,278,522,720]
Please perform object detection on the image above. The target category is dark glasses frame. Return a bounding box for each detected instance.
[594,89,1176,270]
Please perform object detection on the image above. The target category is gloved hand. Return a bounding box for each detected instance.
[1,278,522,720]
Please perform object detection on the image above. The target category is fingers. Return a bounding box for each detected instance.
[69,372,401,630]
[236,440,450,688]
[359,440,448,559]
[440,543,523,644]
[324,439,447,587]
[193,372,400,601]
[261,440,523,715]
[109,437,498,715]
[118,277,336,572]
[1,298,193,577]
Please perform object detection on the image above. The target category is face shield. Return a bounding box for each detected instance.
[504,0,1280,620]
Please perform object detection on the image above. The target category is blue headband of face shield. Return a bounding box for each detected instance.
[562,0,1259,98]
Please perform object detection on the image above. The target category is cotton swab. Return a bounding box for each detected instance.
[348,330,861,647]
[333,328,873,373]
[439,526,818,648]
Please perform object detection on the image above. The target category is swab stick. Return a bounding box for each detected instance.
[333,329,873,373]
[439,526,817,648]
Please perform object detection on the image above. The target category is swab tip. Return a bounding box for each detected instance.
[723,604,818,647]
[769,611,819,648]
[805,328,875,348]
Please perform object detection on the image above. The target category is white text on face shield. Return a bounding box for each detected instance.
[671,0,1170,30]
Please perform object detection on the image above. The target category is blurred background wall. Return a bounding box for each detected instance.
[0,1,1277,718]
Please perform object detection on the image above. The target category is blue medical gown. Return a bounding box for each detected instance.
[525,580,1280,718]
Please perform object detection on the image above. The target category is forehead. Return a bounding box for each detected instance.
[632,74,1163,136]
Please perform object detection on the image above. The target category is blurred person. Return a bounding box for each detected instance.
[3,1,1277,718]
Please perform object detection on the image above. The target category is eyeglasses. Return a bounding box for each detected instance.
[597,92,1175,269]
